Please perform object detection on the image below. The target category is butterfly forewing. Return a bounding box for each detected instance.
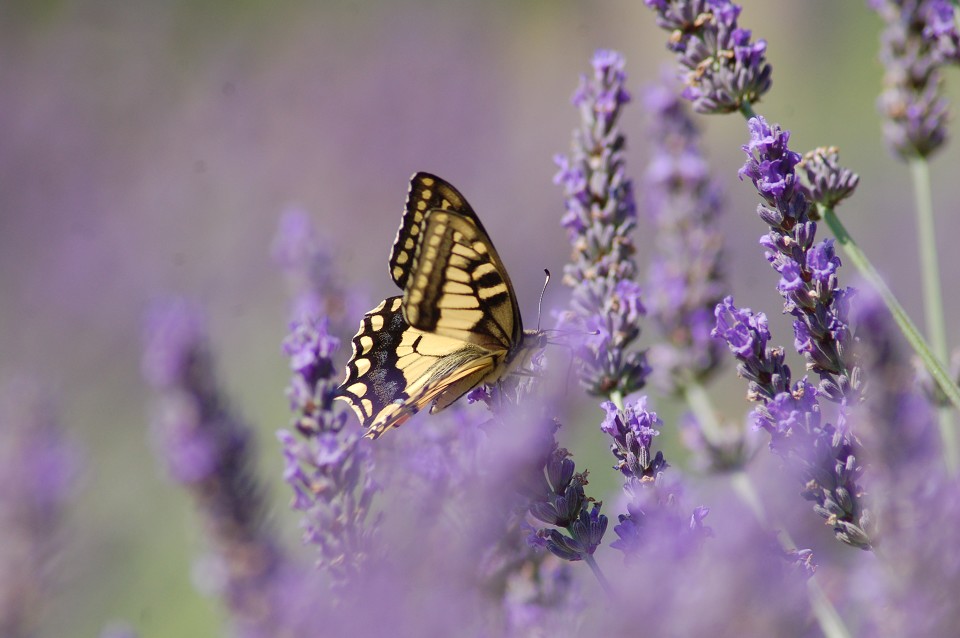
[389,172,478,290]
[403,210,519,350]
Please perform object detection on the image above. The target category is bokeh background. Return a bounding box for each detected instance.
[2,1,958,636]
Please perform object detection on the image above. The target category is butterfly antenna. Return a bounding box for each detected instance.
[537,269,550,333]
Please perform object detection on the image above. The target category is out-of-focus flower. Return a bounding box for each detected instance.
[143,298,299,636]
[555,49,649,397]
[598,474,811,635]
[870,0,960,158]
[271,206,366,335]
[0,379,78,638]
[278,315,379,585]
[642,81,728,394]
[643,0,773,113]
[600,397,711,558]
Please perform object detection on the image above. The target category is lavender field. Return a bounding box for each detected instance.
[2,1,960,636]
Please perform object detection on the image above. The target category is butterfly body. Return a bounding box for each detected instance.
[335,173,544,439]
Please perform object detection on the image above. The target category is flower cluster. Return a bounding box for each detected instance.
[642,81,728,393]
[643,0,772,113]
[713,298,872,549]
[599,398,711,557]
[796,146,862,212]
[870,0,960,158]
[522,420,608,562]
[555,49,649,397]
[142,298,293,635]
[739,116,860,403]
[278,314,380,585]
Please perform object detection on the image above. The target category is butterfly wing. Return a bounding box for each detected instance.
[335,296,499,439]
[403,209,521,350]
[390,172,479,290]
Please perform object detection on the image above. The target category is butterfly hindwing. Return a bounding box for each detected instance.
[336,296,500,439]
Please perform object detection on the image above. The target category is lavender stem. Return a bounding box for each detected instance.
[909,158,949,371]
[609,390,625,411]
[807,578,853,638]
[908,157,959,473]
[681,381,723,442]
[583,554,614,598]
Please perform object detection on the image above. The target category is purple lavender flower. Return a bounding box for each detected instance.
[142,298,294,636]
[600,397,711,558]
[712,297,791,402]
[870,0,959,158]
[556,49,649,397]
[521,419,608,562]
[714,297,872,548]
[796,146,861,211]
[642,82,728,394]
[0,379,78,638]
[740,117,860,404]
[643,0,772,113]
[599,489,812,635]
[601,397,668,480]
[278,314,379,584]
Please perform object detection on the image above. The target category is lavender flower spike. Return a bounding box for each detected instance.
[142,298,289,636]
[644,0,772,114]
[523,420,608,562]
[643,81,728,393]
[278,314,380,583]
[0,379,78,638]
[713,297,872,549]
[556,49,649,397]
[740,116,860,404]
[870,0,960,158]
[600,397,711,557]
[712,296,791,403]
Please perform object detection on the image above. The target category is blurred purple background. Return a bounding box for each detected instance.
[1,1,958,635]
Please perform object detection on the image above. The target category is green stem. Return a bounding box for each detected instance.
[908,158,958,475]
[683,380,723,442]
[822,207,960,472]
[806,576,854,638]
[739,100,757,120]
[583,553,614,598]
[609,390,625,411]
[909,159,949,369]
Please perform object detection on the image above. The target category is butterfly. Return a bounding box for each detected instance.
[335,172,546,439]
